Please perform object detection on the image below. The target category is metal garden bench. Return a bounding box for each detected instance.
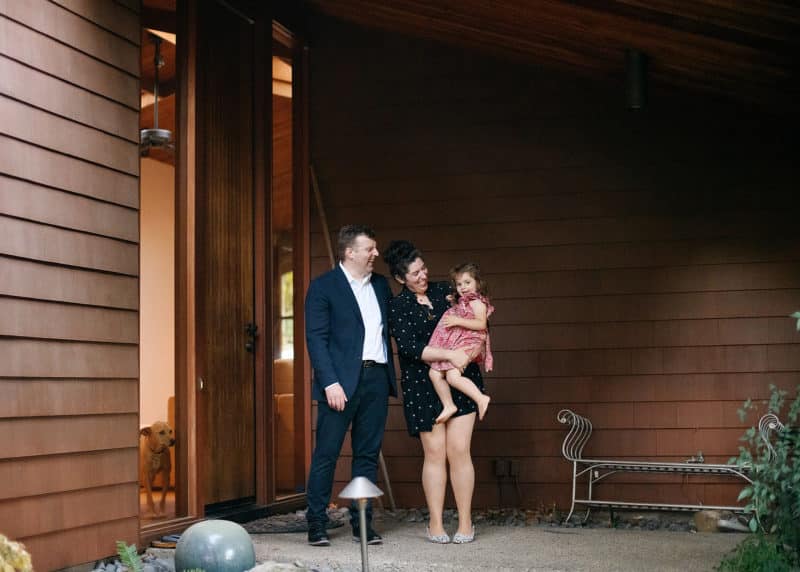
[556,408,784,523]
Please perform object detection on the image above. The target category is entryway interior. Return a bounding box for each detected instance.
[139,17,178,523]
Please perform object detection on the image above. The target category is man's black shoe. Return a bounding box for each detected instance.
[352,526,383,545]
[308,524,330,546]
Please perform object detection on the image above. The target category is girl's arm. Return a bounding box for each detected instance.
[442,299,488,331]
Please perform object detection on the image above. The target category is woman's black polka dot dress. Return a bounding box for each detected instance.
[388,281,484,437]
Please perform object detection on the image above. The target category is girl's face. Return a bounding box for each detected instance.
[400,257,429,294]
[455,272,478,296]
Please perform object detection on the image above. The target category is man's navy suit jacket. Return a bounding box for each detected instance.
[305,266,398,402]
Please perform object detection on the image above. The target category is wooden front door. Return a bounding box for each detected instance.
[196,0,258,508]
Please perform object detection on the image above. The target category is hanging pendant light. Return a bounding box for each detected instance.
[140,34,173,155]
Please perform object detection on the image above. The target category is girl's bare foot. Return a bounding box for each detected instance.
[477,395,491,421]
[436,404,458,424]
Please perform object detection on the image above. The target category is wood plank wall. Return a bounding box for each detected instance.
[307,17,800,510]
[0,1,141,569]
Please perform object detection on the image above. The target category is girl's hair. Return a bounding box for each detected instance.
[382,240,422,281]
[449,262,488,302]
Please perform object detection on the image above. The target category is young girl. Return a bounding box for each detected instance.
[428,262,494,424]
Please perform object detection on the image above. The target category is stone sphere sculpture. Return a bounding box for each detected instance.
[174,520,255,572]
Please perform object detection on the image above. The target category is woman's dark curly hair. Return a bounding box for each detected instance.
[382,240,422,281]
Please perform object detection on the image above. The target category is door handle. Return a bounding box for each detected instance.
[245,322,258,353]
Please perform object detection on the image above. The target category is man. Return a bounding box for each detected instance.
[304,224,398,546]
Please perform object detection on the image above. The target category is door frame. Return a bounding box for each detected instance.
[143,5,311,543]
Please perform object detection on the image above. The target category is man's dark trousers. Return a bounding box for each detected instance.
[306,364,390,527]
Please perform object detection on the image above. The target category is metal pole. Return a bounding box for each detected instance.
[310,165,335,271]
[340,477,382,572]
[378,452,396,511]
[357,498,369,572]
[151,35,161,129]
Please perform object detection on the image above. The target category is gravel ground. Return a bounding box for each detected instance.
[92,508,745,572]
[250,508,744,572]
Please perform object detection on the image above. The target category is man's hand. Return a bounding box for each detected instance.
[325,383,348,411]
[448,349,470,372]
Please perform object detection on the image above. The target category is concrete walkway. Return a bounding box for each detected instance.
[250,518,745,572]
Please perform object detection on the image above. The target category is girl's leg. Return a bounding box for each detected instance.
[444,368,491,421]
[446,413,476,537]
[420,424,448,537]
[429,368,458,424]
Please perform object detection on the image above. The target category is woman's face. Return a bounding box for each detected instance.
[400,257,429,294]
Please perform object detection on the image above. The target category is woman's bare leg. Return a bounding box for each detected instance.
[446,413,476,536]
[420,423,448,536]
[444,369,491,421]
[429,368,458,424]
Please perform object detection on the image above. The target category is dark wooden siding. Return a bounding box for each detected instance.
[0,1,140,569]
[308,17,800,509]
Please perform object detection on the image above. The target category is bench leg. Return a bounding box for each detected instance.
[583,471,594,523]
[564,461,578,523]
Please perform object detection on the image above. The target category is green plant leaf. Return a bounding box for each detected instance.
[748,517,758,532]
[115,541,143,572]
[738,487,753,501]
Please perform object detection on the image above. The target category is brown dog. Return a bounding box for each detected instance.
[139,421,175,516]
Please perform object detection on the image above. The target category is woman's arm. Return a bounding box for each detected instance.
[387,298,426,360]
[442,299,487,331]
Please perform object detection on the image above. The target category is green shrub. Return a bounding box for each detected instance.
[720,385,799,571]
[717,535,795,572]
[718,312,800,571]
[732,384,799,565]
[0,534,33,572]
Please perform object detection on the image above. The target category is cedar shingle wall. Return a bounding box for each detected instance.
[0,1,140,569]
[308,17,800,509]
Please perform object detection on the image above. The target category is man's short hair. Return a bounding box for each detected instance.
[337,224,376,261]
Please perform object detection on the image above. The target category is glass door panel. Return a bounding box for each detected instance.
[272,53,299,498]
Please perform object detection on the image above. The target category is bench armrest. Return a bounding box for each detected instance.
[557,409,593,461]
[758,413,785,462]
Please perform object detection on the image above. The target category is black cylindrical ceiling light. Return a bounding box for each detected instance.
[625,48,648,110]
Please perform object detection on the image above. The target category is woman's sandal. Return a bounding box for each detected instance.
[425,526,451,544]
[452,526,475,544]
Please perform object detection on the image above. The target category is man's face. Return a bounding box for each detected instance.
[347,234,379,276]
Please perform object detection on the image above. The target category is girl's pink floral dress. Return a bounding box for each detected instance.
[428,291,494,372]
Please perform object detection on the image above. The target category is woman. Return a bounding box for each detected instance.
[384,240,485,544]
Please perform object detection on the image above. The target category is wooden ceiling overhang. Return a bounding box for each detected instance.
[308,0,800,110]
